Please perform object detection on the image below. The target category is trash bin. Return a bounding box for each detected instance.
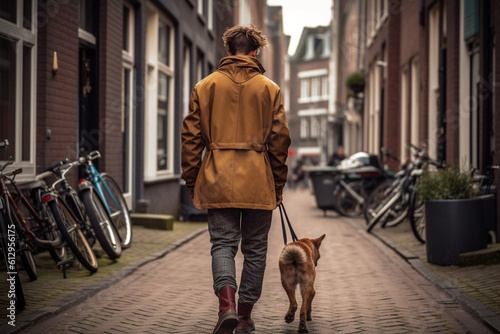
[307,166,340,215]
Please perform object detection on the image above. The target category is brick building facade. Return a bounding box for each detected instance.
[1,0,287,219]
[360,0,500,239]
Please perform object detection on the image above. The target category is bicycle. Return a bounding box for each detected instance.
[365,145,443,242]
[80,151,132,249]
[40,159,122,259]
[363,165,410,229]
[363,148,407,227]
[0,139,66,309]
[334,152,395,217]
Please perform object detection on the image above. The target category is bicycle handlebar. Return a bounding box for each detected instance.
[380,147,400,163]
[88,150,101,161]
[45,158,69,172]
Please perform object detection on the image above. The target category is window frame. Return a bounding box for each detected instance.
[144,5,176,181]
[300,118,309,139]
[0,0,37,178]
[121,2,134,206]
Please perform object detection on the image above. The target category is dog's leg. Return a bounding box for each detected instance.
[280,266,297,323]
[298,280,315,333]
[306,287,315,321]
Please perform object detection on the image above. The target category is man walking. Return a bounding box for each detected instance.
[181,25,291,334]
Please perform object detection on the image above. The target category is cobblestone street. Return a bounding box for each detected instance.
[20,190,493,333]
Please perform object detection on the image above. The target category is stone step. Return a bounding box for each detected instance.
[131,213,174,231]
[459,243,500,266]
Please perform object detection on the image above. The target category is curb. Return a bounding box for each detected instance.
[1,227,208,334]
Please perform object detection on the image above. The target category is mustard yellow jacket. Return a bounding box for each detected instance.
[181,55,291,210]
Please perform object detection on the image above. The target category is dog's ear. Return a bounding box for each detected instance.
[313,234,326,248]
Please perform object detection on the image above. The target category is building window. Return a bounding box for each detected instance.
[400,69,408,161]
[321,76,328,99]
[300,118,309,139]
[158,21,171,66]
[157,72,170,171]
[183,44,192,119]
[197,0,213,30]
[298,69,328,103]
[310,116,319,139]
[410,58,420,154]
[300,79,310,101]
[0,0,36,176]
[121,3,134,203]
[145,6,175,179]
[311,77,320,100]
[78,0,97,44]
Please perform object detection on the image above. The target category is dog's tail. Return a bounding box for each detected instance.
[279,244,307,266]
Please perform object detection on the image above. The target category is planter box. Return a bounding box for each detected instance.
[425,195,492,265]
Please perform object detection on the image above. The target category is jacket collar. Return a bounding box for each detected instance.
[217,55,266,83]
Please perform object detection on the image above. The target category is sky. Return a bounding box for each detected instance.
[266,0,332,55]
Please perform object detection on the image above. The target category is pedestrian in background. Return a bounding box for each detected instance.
[181,24,291,334]
[291,159,306,189]
[328,145,346,166]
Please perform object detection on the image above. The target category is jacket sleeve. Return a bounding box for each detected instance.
[181,87,205,195]
[267,88,291,197]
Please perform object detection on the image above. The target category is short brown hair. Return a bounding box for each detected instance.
[222,25,268,55]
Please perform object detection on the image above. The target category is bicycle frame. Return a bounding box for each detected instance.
[0,169,55,249]
[87,165,122,217]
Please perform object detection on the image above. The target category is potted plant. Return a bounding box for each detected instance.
[345,71,365,96]
[416,167,490,265]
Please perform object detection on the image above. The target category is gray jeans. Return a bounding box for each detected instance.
[208,208,273,305]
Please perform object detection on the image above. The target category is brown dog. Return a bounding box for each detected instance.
[279,234,326,333]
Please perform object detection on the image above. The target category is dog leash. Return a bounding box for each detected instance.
[279,203,298,245]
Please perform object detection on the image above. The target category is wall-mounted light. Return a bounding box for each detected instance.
[52,51,58,75]
[376,60,387,67]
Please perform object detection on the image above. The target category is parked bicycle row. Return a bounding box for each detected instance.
[308,145,499,243]
[0,139,132,311]
[309,144,496,244]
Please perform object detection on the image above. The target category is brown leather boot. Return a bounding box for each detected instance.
[213,287,238,334]
[235,301,255,333]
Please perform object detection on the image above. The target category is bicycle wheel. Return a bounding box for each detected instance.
[80,188,122,259]
[0,209,26,310]
[335,183,363,217]
[366,191,402,232]
[44,211,68,264]
[363,181,393,223]
[409,190,426,243]
[380,197,408,228]
[15,192,67,264]
[101,174,132,248]
[49,196,98,273]
[8,208,38,281]
[64,190,96,248]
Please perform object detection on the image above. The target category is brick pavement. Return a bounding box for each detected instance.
[17,190,493,333]
[0,222,207,332]
[357,213,500,332]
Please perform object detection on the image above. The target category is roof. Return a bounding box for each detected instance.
[290,24,332,63]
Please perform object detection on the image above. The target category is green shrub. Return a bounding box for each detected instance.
[416,167,474,201]
[345,71,365,94]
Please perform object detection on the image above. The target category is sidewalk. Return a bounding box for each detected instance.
[355,214,500,332]
[0,222,208,333]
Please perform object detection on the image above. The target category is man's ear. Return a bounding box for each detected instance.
[227,50,233,56]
